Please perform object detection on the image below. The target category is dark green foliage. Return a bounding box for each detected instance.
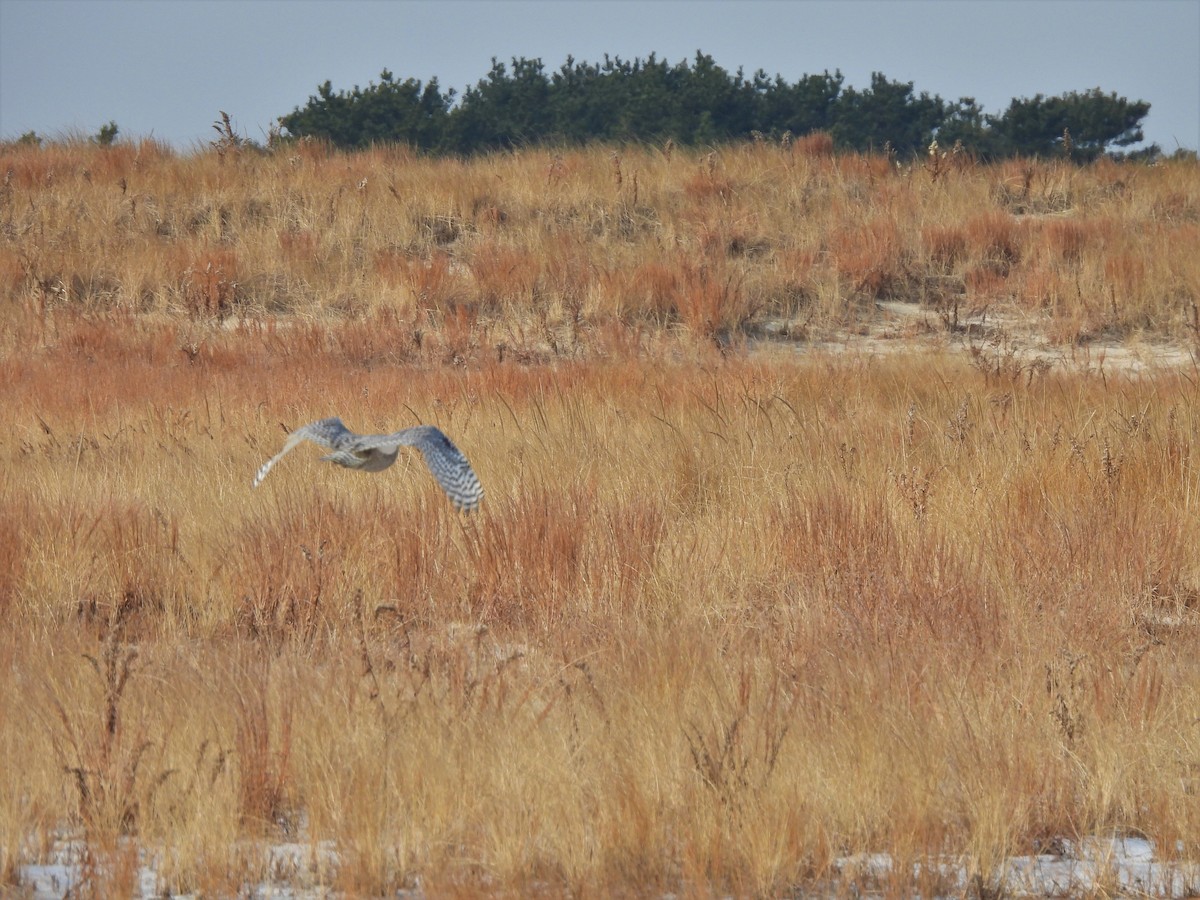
[278,53,1153,160]
[986,89,1152,161]
[830,73,945,154]
[935,98,995,155]
[542,53,766,145]
[448,57,553,152]
[759,70,845,139]
[280,69,453,151]
[95,121,119,146]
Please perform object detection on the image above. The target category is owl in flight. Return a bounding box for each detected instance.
[253,417,484,512]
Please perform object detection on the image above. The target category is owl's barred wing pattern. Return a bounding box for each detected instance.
[252,418,484,511]
[359,425,485,512]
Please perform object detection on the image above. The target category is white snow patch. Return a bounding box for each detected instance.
[16,837,340,899]
[834,836,1200,897]
[17,832,1200,897]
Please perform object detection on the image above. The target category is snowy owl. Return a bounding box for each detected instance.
[253,417,484,511]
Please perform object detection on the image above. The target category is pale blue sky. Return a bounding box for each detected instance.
[1,0,1197,151]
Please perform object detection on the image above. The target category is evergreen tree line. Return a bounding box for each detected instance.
[278,52,1156,160]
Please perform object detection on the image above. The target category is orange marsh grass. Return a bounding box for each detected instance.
[2,308,1200,893]
[2,140,1198,347]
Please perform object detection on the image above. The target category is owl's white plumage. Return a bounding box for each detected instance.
[253,417,484,511]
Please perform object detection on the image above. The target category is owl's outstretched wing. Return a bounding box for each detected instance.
[252,417,354,488]
[357,425,485,512]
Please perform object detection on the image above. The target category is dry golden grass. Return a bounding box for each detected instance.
[2,140,1200,895]
[2,138,1198,347]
